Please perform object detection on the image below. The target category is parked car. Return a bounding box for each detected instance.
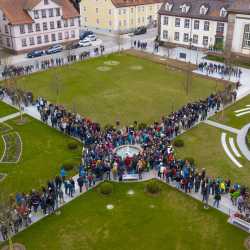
[79,39,92,47]
[45,44,63,54]
[27,50,44,58]
[87,34,97,41]
[134,26,147,35]
[79,30,94,40]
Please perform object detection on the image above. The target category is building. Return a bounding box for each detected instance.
[0,0,81,53]
[158,0,250,57]
[80,0,164,33]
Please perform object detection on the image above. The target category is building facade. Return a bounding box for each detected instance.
[0,0,81,53]
[80,0,164,33]
[158,0,250,57]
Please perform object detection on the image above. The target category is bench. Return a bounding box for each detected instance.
[228,215,250,233]
[122,174,139,181]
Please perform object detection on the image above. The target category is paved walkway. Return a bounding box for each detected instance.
[0,112,20,123]
[203,120,240,134]
[237,123,250,161]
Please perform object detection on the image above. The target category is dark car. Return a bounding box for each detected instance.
[27,50,44,58]
[79,30,94,40]
[134,26,147,35]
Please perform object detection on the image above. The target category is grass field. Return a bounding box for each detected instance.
[211,94,250,129]
[0,101,17,118]
[9,181,247,250]
[0,115,82,200]
[174,123,250,186]
[15,53,224,126]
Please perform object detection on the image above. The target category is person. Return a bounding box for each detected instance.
[213,192,221,208]
[77,176,84,193]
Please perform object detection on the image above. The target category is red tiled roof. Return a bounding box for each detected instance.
[111,0,164,8]
[0,0,79,25]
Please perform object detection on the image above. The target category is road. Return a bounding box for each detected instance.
[0,28,157,73]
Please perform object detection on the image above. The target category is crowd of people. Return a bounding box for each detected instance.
[198,62,242,79]
[133,40,148,50]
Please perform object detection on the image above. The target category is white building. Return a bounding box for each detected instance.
[158,0,250,57]
[0,0,81,53]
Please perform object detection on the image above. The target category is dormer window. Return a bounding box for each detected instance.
[165,2,173,11]
[200,5,208,15]
[180,4,190,13]
[220,7,227,17]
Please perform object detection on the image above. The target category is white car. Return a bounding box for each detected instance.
[87,34,97,41]
[79,39,91,47]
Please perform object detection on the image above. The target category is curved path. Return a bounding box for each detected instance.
[237,123,250,161]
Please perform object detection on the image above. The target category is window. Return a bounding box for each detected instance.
[6,38,10,47]
[21,38,27,47]
[43,22,48,31]
[193,34,198,44]
[41,9,46,18]
[163,30,168,39]
[48,8,54,17]
[119,9,121,15]
[216,22,224,33]
[28,24,33,33]
[243,24,250,49]
[51,33,56,41]
[131,7,133,13]
[19,25,25,34]
[203,36,208,46]
[70,19,74,26]
[56,8,60,16]
[57,20,61,28]
[44,0,49,4]
[109,20,112,26]
[123,20,127,26]
[37,36,42,44]
[175,18,180,27]
[174,32,179,41]
[204,21,209,31]
[64,31,69,39]
[200,5,208,15]
[50,21,55,29]
[194,20,199,30]
[96,18,99,24]
[44,34,49,43]
[58,32,62,40]
[34,10,39,19]
[96,8,98,13]
[29,37,35,45]
[109,9,111,15]
[180,4,189,13]
[71,30,75,38]
[35,23,40,32]
[4,25,8,34]
[165,2,173,11]
[163,16,168,25]
[123,9,126,14]
[184,19,190,28]
[138,17,140,24]
[220,8,227,17]
[2,13,6,20]
[64,20,68,27]
[183,33,189,42]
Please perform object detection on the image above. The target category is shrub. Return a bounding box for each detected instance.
[138,122,147,130]
[184,157,195,166]
[173,139,184,147]
[63,160,76,171]
[145,180,161,194]
[68,142,78,150]
[99,182,113,195]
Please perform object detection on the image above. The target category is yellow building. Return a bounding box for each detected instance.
[80,0,164,33]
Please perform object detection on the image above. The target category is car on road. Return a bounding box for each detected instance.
[79,39,92,47]
[27,50,44,58]
[86,34,97,41]
[45,44,63,54]
[79,30,94,40]
[134,26,147,35]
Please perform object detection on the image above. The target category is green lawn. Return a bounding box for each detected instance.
[9,181,247,250]
[0,101,17,118]
[211,94,250,129]
[15,53,223,126]
[175,123,250,186]
[0,115,82,200]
